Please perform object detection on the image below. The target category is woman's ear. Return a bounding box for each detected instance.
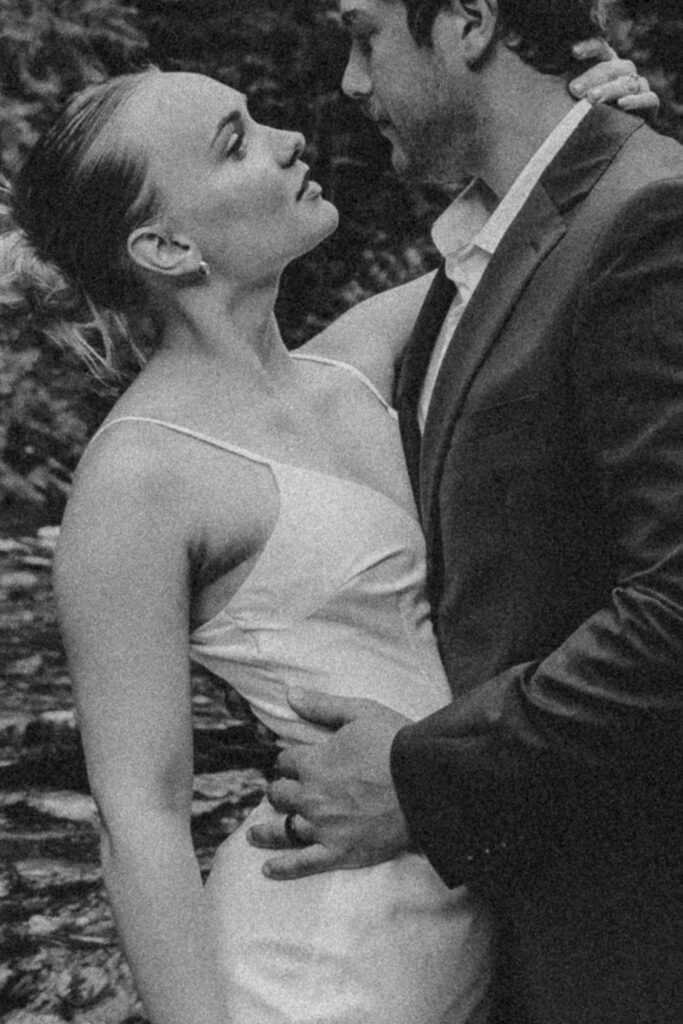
[127,225,203,279]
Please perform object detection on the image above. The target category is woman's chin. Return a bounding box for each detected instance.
[321,199,340,234]
[275,200,339,268]
[314,196,339,226]
[302,200,340,251]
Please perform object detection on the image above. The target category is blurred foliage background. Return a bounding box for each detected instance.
[0,0,681,528]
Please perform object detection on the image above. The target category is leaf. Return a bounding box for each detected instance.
[71,965,112,1007]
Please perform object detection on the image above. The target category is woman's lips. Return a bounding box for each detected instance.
[296,170,311,199]
[297,172,322,200]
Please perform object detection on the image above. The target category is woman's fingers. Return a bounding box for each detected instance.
[572,38,615,64]
[586,75,658,109]
[618,89,661,114]
[568,46,659,115]
[585,74,640,103]
[570,57,638,98]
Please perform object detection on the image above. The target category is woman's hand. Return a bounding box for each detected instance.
[570,39,659,115]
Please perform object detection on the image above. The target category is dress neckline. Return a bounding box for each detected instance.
[191,460,422,635]
[91,414,418,530]
[289,350,396,419]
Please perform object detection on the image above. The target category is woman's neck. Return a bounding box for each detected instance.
[150,275,296,391]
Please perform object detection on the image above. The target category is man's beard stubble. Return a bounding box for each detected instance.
[389,102,480,189]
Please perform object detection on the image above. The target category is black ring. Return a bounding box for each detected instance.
[284,812,308,847]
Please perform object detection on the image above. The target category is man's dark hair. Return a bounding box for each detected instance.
[402,0,601,74]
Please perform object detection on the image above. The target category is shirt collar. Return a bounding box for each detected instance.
[431,98,592,264]
[431,177,492,261]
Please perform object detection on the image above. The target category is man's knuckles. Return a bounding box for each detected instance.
[247,822,291,849]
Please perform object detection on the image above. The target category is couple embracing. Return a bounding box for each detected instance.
[3,1,683,1023]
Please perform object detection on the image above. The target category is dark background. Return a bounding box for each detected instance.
[0,2,682,1020]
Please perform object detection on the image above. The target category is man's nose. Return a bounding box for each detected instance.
[341,51,371,100]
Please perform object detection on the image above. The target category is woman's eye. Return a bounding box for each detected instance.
[226,132,246,158]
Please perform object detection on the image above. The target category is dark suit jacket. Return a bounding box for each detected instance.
[391,105,683,1023]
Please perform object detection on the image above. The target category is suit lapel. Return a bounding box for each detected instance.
[395,263,456,504]
[420,185,565,526]
[418,105,645,559]
[417,186,566,602]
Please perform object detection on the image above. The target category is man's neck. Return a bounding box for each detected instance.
[472,55,580,199]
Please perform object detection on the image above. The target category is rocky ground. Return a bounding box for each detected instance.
[0,528,278,1024]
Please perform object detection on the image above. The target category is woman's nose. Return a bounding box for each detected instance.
[279,131,306,167]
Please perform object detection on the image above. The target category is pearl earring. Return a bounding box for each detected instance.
[198,260,210,279]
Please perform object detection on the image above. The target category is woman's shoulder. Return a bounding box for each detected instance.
[63,400,276,578]
[79,377,241,493]
[74,410,187,510]
[57,419,190,585]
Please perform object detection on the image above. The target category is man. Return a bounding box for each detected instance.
[249,1,683,1020]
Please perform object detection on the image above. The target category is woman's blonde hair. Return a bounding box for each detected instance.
[0,69,163,379]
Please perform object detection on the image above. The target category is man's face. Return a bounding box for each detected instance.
[338,0,477,183]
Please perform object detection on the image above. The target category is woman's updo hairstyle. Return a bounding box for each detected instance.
[0,69,162,378]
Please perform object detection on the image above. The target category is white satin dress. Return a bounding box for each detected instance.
[100,353,493,1024]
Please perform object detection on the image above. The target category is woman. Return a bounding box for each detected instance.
[0,61,655,1024]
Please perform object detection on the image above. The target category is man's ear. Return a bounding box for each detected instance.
[127,225,203,279]
[457,0,499,67]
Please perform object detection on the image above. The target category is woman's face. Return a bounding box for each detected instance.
[122,72,338,280]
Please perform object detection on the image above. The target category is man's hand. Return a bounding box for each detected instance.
[570,39,659,115]
[247,688,412,880]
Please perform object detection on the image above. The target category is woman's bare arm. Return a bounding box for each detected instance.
[54,435,230,1024]
[301,272,435,400]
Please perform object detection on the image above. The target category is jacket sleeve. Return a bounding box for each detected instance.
[391,179,683,888]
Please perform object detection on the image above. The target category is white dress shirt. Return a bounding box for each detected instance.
[418,98,592,433]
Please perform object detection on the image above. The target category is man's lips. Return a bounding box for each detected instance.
[369,115,397,139]
[360,104,392,130]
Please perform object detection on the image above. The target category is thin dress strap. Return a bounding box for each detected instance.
[89,416,273,466]
[290,352,397,420]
